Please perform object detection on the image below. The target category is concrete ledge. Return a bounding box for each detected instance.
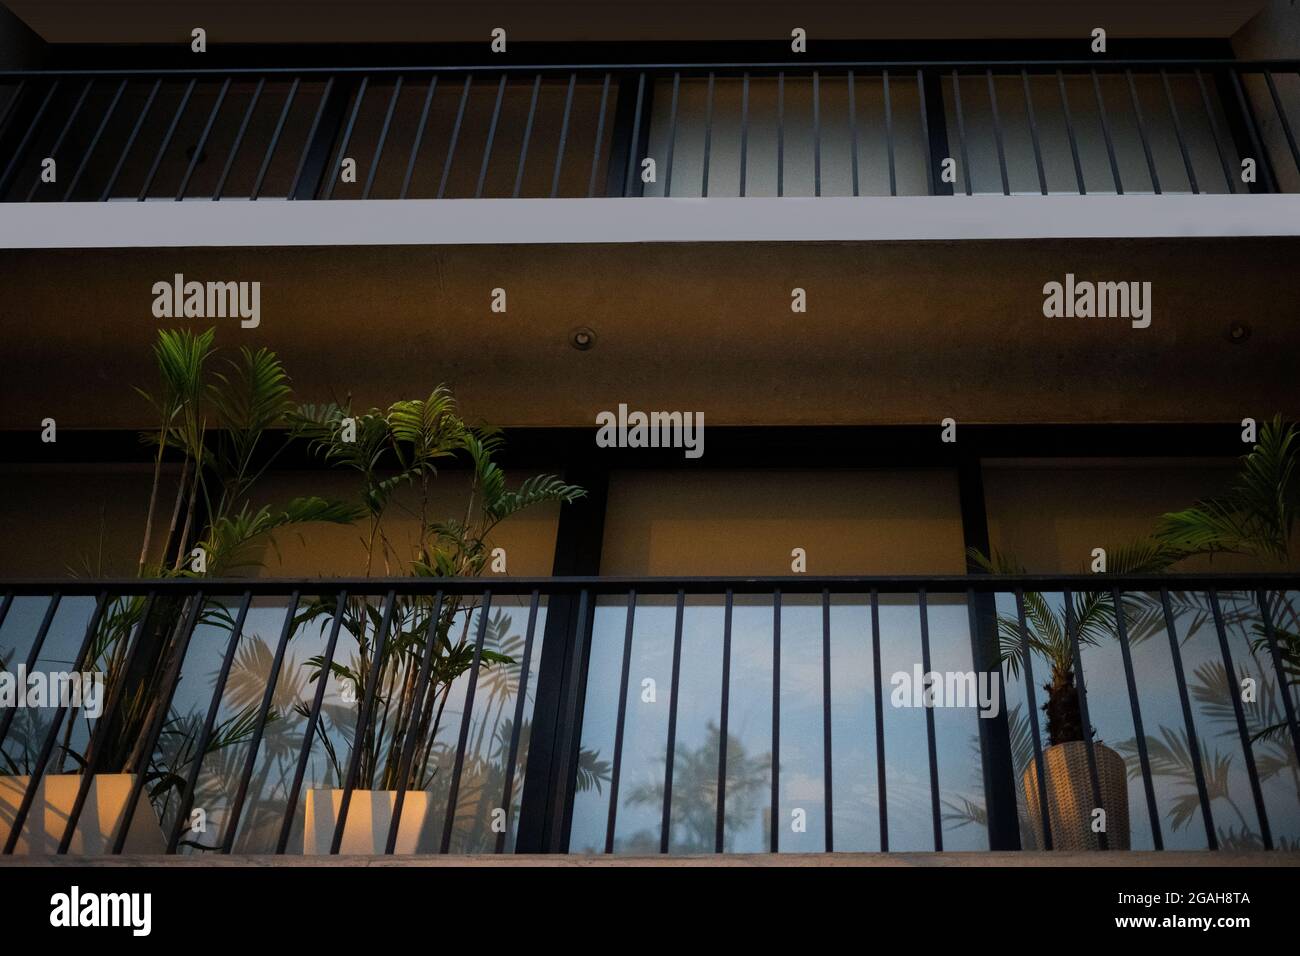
[3,851,1297,867]
[3,195,1300,249]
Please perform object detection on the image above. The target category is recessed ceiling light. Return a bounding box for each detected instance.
[570,327,596,350]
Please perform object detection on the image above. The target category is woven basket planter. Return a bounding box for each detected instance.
[1021,740,1130,851]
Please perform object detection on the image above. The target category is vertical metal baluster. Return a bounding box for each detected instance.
[3,598,75,738]
[385,591,445,854]
[918,589,942,849]
[849,71,860,196]
[1091,70,1123,194]
[473,75,507,199]
[176,76,231,200]
[1063,591,1109,850]
[1123,70,1164,195]
[1057,70,1086,194]
[987,70,1010,195]
[330,590,397,854]
[738,72,749,197]
[623,72,646,198]
[0,79,27,139]
[251,76,298,200]
[287,78,334,199]
[777,71,784,198]
[659,590,686,853]
[917,69,937,196]
[1160,70,1199,193]
[511,74,541,198]
[0,79,59,197]
[1111,588,1161,849]
[1228,67,1277,192]
[605,590,637,853]
[1208,590,1271,848]
[362,75,403,199]
[1257,589,1300,764]
[0,592,62,748]
[1014,590,1052,850]
[550,72,576,198]
[771,589,781,852]
[1125,70,1161,193]
[813,70,821,197]
[586,72,611,198]
[870,589,888,850]
[138,78,196,201]
[496,590,540,854]
[821,589,834,852]
[714,589,733,853]
[1158,587,1217,847]
[167,591,251,853]
[1262,70,1300,181]
[399,76,436,199]
[437,75,472,199]
[65,78,127,200]
[57,592,156,853]
[2,592,105,856]
[221,591,300,853]
[951,70,971,195]
[111,592,207,854]
[26,79,92,202]
[1195,69,1236,193]
[884,69,897,196]
[322,75,368,200]
[662,71,680,197]
[275,590,349,854]
[554,588,591,852]
[1021,70,1047,194]
[213,77,265,200]
[701,71,714,197]
[440,591,493,852]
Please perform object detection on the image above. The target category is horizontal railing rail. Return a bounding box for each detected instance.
[2,572,1299,595]
[4,59,1300,78]
[0,58,1296,201]
[1,573,1297,856]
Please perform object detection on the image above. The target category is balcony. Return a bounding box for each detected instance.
[2,572,1297,858]
[1,57,1298,247]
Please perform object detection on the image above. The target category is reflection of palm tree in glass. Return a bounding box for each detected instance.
[1114,652,1300,850]
[437,716,610,852]
[159,630,308,852]
[945,703,1040,843]
[431,610,610,851]
[622,722,770,853]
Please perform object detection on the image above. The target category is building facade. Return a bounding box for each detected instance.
[0,1,1298,859]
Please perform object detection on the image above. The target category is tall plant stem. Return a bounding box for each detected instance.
[137,432,167,575]
[172,422,206,572]
[163,457,191,572]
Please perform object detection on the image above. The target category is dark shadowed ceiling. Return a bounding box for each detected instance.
[2,1,1269,43]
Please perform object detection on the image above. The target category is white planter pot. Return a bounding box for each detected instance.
[0,773,167,855]
[1022,740,1131,851]
[302,789,434,855]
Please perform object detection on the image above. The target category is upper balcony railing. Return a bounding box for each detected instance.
[1,572,1297,856]
[0,58,1298,202]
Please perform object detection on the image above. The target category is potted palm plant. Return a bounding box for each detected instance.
[1,329,361,854]
[972,416,1300,850]
[970,546,1176,850]
[287,391,586,853]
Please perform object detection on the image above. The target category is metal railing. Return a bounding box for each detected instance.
[0,59,1297,201]
[0,573,1297,855]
